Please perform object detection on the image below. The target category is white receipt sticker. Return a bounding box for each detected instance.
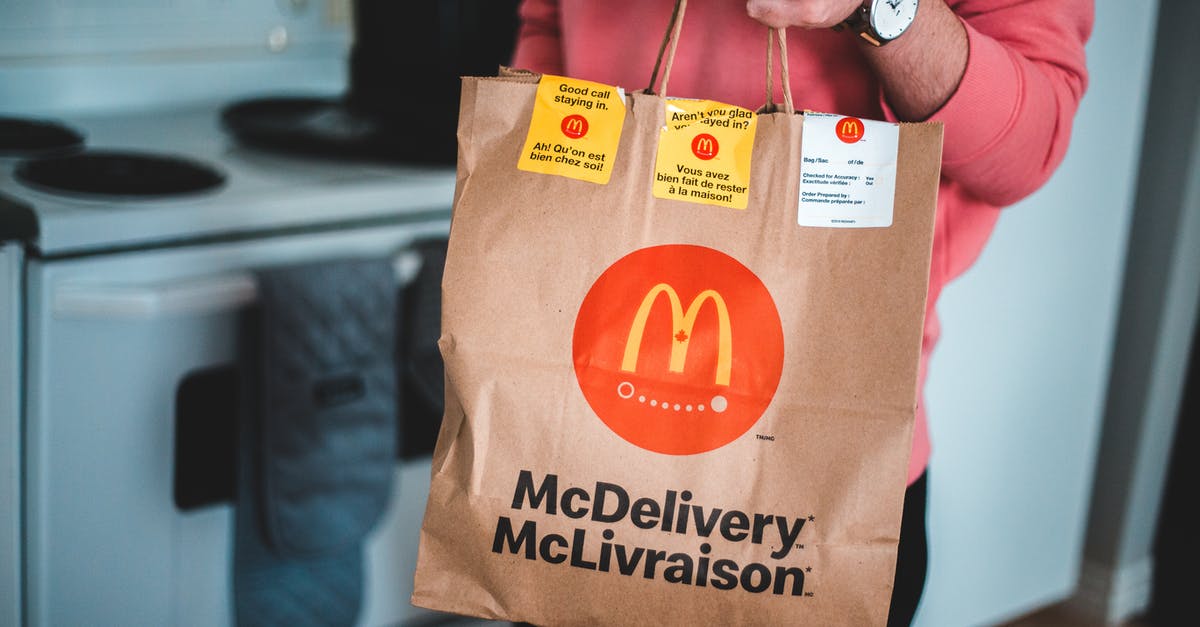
[798,112,899,228]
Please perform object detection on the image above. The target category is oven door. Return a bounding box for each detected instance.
[24,221,449,627]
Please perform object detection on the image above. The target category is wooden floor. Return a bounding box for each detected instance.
[1000,602,1150,627]
[435,601,1161,626]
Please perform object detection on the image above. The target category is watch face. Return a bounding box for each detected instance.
[870,0,919,40]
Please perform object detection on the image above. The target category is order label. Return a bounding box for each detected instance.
[798,112,899,228]
[652,99,757,210]
[518,75,626,184]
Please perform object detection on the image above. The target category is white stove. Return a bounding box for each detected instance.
[1,106,455,256]
[0,103,461,626]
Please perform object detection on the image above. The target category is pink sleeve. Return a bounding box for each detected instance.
[511,0,565,74]
[884,0,1094,207]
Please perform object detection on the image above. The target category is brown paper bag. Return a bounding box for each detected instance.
[413,21,941,626]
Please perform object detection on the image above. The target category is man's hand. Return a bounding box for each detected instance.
[745,0,862,29]
[746,0,968,121]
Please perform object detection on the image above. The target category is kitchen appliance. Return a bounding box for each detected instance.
[1,0,525,622]
[222,0,521,163]
[0,104,460,626]
[0,117,85,158]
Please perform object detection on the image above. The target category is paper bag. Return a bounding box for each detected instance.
[413,29,942,625]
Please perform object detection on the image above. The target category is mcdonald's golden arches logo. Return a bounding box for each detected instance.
[573,245,784,455]
[835,116,864,144]
[561,114,589,139]
[691,133,719,160]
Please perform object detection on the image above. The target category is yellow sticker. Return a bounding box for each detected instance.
[652,100,757,209]
[518,75,626,184]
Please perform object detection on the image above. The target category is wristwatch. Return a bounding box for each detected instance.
[834,0,920,47]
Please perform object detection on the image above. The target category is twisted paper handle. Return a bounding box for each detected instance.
[646,0,795,114]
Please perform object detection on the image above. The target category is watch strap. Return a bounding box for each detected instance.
[832,3,890,47]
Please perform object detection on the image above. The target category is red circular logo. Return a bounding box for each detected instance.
[561,114,589,139]
[691,133,719,160]
[572,245,784,455]
[835,117,864,144]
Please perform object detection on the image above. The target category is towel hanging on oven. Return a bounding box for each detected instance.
[234,257,398,627]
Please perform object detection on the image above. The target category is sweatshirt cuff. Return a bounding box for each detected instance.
[879,17,1023,166]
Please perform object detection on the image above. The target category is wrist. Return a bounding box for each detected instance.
[835,0,920,47]
[861,0,968,121]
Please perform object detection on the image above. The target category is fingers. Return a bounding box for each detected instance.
[745,0,860,30]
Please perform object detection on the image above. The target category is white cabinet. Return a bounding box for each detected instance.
[1,243,22,627]
[23,222,447,627]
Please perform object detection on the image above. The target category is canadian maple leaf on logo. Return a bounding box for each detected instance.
[674,329,689,343]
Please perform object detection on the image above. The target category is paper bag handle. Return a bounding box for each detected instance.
[645,0,688,98]
[764,27,796,114]
[644,0,795,115]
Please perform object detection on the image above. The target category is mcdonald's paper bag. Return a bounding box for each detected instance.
[412,71,942,626]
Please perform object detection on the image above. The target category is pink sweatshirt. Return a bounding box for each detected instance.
[513,0,1093,484]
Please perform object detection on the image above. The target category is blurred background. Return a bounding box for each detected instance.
[1,0,1196,626]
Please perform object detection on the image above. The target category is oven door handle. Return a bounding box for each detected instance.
[52,253,421,320]
[53,273,260,319]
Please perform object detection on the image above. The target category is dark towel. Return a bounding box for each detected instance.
[234,257,398,627]
[399,239,448,459]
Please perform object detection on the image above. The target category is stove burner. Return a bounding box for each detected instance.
[0,116,85,157]
[221,97,408,161]
[15,150,225,198]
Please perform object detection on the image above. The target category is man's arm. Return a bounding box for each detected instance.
[748,0,1093,207]
[747,0,967,121]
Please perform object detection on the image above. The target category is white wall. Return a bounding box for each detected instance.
[914,2,1161,625]
[0,0,349,116]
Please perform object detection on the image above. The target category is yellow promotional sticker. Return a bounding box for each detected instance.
[652,100,757,209]
[518,75,626,184]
